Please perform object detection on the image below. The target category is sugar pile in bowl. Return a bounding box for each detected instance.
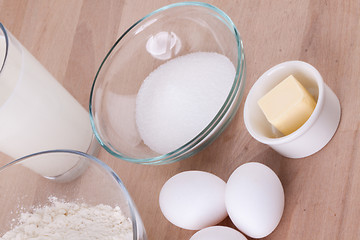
[0,197,132,240]
[136,52,236,154]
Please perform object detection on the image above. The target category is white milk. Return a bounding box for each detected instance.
[0,32,93,177]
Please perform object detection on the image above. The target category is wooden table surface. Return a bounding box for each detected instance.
[1,0,359,239]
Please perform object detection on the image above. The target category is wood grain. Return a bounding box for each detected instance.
[0,0,360,239]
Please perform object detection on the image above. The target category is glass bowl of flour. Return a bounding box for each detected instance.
[89,2,246,164]
[0,150,147,240]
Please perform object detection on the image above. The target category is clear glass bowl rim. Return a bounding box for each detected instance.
[89,1,246,164]
[0,23,9,74]
[0,149,143,239]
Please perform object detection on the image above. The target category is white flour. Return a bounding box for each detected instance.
[0,198,133,240]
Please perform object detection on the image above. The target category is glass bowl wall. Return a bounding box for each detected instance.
[0,150,147,240]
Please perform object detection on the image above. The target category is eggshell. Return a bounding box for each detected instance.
[159,171,227,230]
[225,162,285,238]
[190,226,248,240]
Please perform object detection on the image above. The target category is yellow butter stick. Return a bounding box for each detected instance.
[257,75,316,135]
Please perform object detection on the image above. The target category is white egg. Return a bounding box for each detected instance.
[159,171,227,230]
[225,162,285,238]
[190,226,248,240]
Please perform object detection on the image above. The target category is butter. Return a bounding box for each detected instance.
[257,75,316,135]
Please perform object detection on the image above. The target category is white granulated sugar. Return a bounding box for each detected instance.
[135,52,236,154]
[1,198,132,240]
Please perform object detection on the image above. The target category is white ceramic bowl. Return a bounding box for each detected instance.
[244,61,341,158]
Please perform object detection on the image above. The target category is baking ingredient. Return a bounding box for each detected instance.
[225,162,285,239]
[257,75,316,135]
[190,226,248,240]
[0,32,92,177]
[136,52,235,154]
[0,198,132,240]
[159,171,227,230]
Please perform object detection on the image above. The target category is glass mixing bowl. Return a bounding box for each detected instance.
[0,150,147,240]
[90,2,245,164]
